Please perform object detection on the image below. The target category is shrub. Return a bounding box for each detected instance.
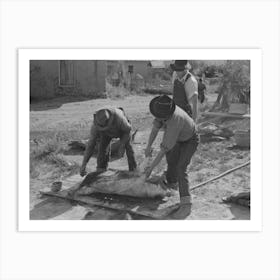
[204,65,219,78]
[31,140,61,161]
[220,60,250,104]
[30,136,80,178]
[106,81,131,99]
[208,77,221,85]
[161,71,172,81]
[190,60,208,75]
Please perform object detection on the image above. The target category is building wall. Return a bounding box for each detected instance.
[106,61,149,79]
[30,60,58,99]
[124,61,149,79]
[30,60,106,100]
[106,61,122,76]
[95,60,106,92]
[203,60,226,66]
[74,60,106,95]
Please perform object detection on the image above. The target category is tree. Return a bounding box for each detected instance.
[189,60,207,76]
[214,60,250,109]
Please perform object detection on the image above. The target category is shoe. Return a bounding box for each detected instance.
[171,197,192,220]
[171,204,192,220]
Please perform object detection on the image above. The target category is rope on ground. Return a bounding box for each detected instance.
[191,161,250,191]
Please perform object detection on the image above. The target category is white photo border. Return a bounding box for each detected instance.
[19,48,262,232]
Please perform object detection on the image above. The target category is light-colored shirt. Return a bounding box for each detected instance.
[152,106,196,152]
[172,71,198,101]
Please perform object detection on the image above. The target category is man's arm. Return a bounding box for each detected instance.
[118,110,132,146]
[145,121,182,178]
[189,94,198,122]
[119,131,130,146]
[185,77,199,122]
[145,120,161,157]
[145,148,165,178]
[81,125,98,173]
[171,71,177,85]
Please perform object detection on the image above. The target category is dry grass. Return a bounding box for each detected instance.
[106,82,132,100]
[30,133,81,180]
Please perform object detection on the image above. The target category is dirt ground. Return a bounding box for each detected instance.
[30,92,250,220]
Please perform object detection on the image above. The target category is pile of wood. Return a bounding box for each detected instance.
[222,191,250,208]
[198,122,234,143]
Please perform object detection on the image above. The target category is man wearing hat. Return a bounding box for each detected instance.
[80,107,137,176]
[170,60,198,122]
[145,95,199,218]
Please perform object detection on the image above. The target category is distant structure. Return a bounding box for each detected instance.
[147,61,166,80]
[203,60,226,66]
[106,60,151,82]
[106,60,170,88]
[30,60,106,100]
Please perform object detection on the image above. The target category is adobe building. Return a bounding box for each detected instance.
[30,60,106,100]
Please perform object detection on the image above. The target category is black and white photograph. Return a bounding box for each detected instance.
[28,57,252,221]
[2,1,280,279]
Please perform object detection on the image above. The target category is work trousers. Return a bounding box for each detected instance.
[97,134,137,171]
[165,132,199,198]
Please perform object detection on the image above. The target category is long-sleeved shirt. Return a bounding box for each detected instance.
[82,108,132,166]
[153,106,196,152]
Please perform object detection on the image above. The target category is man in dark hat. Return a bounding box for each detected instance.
[80,107,137,176]
[170,60,198,122]
[145,95,199,218]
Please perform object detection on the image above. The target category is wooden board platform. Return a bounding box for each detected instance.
[201,112,250,118]
[40,174,180,220]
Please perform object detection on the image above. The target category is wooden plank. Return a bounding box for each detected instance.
[228,103,249,114]
[41,170,179,219]
[40,190,179,220]
[201,112,250,118]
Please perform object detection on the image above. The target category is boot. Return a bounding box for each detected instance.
[171,196,192,220]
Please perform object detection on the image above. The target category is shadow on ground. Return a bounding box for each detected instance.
[227,203,250,220]
[30,186,180,220]
[30,197,75,220]
[30,193,249,221]
[30,96,103,111]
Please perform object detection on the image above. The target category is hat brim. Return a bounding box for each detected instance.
[94,110,113,131]
[170,63,186,72]
[149,96,176,119]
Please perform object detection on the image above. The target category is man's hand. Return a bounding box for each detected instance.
[118,144,126,158]
[80,165,87,177]
[144,146,152,158]
[144,166,153,179]
[145,149,165,179]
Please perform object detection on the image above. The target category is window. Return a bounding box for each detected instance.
[107,64,113,75]
[59,60,75,86]
[128,65,134,73]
